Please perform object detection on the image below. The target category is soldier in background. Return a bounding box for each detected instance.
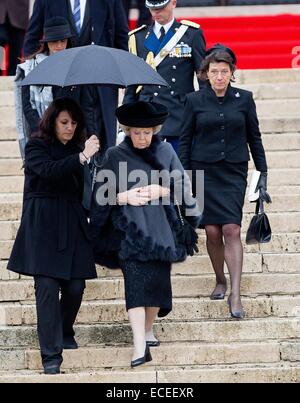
[0,0,29,75]
[123,0,206,152]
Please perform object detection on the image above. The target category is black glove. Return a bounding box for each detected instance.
[257,172,272,204]
[182,218,199,256]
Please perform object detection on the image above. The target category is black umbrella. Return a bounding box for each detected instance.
[21,45,168,88]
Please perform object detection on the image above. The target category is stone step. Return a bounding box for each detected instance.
[0,159,23,176]
[0,177,24,194]
[256,100,300,117]
[250,151,300,169]
[1,228,300,261]
[236,69,300,85]
[239,83,300,100]
[0,127,18,141]
[0,362,299,383]
[0,317,298,347]
[0,107,16,127]
[259,117,300,133]
[3,341,294,371]
[0,77,14,92]
[262,133,300,151]
[0,273,299,303]
[1,252,300,282]
[0,92,14,107]
[1,295,300,326]
[0,141,21,158]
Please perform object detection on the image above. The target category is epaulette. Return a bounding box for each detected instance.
[180,20,200,29]
[128,25,147,36]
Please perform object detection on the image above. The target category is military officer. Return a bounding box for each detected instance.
[123,0,206,152]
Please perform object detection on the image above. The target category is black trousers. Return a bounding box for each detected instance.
[0,16,25,76]
[34,276,86,367]
[122,0,152,27]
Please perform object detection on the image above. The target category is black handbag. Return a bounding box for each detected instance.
[246,199,272,245]
[175,199,199,256]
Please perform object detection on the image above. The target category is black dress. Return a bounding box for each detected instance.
[120,260,172,318]
[193,96,248,227]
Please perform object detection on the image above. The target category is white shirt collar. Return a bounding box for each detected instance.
[153,18,175,39]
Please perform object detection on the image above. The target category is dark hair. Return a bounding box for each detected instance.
[38,97,86,147]
[24,39,72,61]
[198,51,236,82]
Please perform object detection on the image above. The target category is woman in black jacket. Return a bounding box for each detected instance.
[90,101,201,368]
[8,97,100,374]
[179,45,270,319]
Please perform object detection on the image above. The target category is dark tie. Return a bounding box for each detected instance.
[159,27,166,43]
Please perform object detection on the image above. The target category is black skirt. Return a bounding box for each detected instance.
[191,160,248,227]
[120,260,172,318]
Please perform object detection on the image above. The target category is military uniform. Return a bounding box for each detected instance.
[123,19,206,143]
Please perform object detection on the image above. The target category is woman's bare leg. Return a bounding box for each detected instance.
[128,307,146,360]
[145,307,160,342]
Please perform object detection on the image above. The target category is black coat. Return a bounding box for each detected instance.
[90,137,201,268]
[23,0,129,147]
[7,137,97,280]
[179,84,268,172]
[124,20,206,138]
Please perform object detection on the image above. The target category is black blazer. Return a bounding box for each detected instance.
[179,84,268,172]
[23,0,128,56]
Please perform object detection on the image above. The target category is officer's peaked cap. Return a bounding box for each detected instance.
[145,0,171,9]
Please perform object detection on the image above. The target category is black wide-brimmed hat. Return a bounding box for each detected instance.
[40,17,74,43]
[116,101,169,128]
[205,43,237,65]
[145,0,171,9]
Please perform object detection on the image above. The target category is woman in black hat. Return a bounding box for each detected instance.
[90,101,201,368]
[179,45,271,319]
[15,17,81,158]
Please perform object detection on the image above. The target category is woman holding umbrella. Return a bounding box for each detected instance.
[8,97,100,375]
[15,17,81,157]
[90,101,201,368]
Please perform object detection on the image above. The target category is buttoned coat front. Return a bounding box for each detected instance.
[8,137,97,281]
[179,84,268,172]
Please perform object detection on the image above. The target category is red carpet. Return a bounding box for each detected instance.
[130,14,300,69]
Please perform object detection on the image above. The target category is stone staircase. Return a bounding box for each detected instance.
[0,70,299,383]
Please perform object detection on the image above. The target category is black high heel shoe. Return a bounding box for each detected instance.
[131,345,152,368]
[228,295,245,319]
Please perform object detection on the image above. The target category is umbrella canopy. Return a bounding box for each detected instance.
[21,45,168,88]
